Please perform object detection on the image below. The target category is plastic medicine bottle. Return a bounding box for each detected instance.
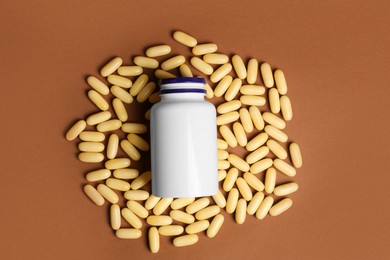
[150,77,218,198]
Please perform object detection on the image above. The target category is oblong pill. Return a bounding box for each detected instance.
[112,98,128,122]
[217,100,242,114]
[214,75,233,97]
[120,140,141,161]
[243,172,264,191]
[290,143,302,168]
[130,74,149,96]
[179,64,193,77]
[203,53,229,64]
[78,152,104,163]
[269,88,281,113]
[223,168,239,192]
[122,123,147,134]
[240,95,266,106]
[121,208,142,229]
[256,196,274,219]
[274,182,299,196]
[149,227,159,253]
[250,158,273,174]
[262,112,286,129]
[153,197,173,215]
[246,146,269,164]
[96,119,122,132]
[218,160,230,170]
[106,134,119,159]
[127,134,149,151]
[274,69,288,95]
[133,56,159,69]
[111,85,133,104]
[206,214,224,238]
[264,125,288,143]
[219,125,237,148]
[280,95,293,121]
[249,106,265,130]
[107,75,132,89]
[192,43,218,55]
[246,58,258,84]
[235,199,247,224]
[105,158,131,170]
[161,55,185,71]
[88,90,109,110]
[247,191,264,215]
[217,138,228,150]
[219,170,227,180]
[145,195,161,210]
[218,149,229,160]
[117,66,143,76]
[217,111,239,125]
[266,139,288,159]
[83,184,105,206]
[131,171,151,190]
[127,200,149,218]
[225,78,242,101]
[110,204,121,230]
[87,76,109,95]
[260,62,274,88]
[86,111,111,126]
[264,168,276,193]
[205,84,214,99]
[173,31,197,47]
[246,133,269,151]
[154,69,176,79]
[106,178,130,192]
[78,142,105,152]
[190,57,214,75]
[233,122,247,146]
[115,228,142,239]
[86,169,111,182]
[269,198,293,216]
[226,188,239,214]
[170,210,195,224]
[146,44,171,58]
[240,85,266,95]
[97,184,119,204]
[100,57,122,77]
[274,159,296,177]
[186,197,210,214]
[137,82,156,103]
[66,120,87,141]
[212,189,226,208]
[232,55,246,79]
[124,190,149,200]
[148,92,160,104]
[239,108,254,133]
[185,220,210,234]
[113,169,139,180]
[171,198,195,210]
[228,154,250,172]
[79,131,105,142]
[146,215,173,226]
[236,177,253,201]
[210,63,232,83]
[173,234,199,247]
[158,225,184,236]
[195,205,220,220]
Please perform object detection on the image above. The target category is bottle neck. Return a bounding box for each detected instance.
[160,93,205,102]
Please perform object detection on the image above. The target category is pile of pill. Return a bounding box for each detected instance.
[65,30,303,253]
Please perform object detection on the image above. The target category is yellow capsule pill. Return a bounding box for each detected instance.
[218,149,229,160]
[129,74,148,96]
[145,195,161,210]
[100,57,122,77]
[217,100,241,114]
[171,198,195,210]
[86,111,111,126]
[214,75,233,97]
[250,158,273,174]
[66,120,86,141]
[263,112,286,129]
[158,225,184,236]
[289,143,302,168]
[133,56,159,69]
[274,182,299,196]
[235,199,247,224]
[264,125,288,143]
[212,189,226,208]
[203,53,229,64]
[122,123,147,134]
[107,75,132,89]
[269,88,280,113]
[106,178,130,192]
[232,122,247,147]
[121,208,142,229]
[246,133,269,151]
[117,66,143,76]
[173,31,197,47]
[185,220,210,234]
[240,85,265,95]
[148,92,160,104]
[78,152,104,163]
[232,55,246,79]
[274,159,296,177]
[247,58,258,84]
[225,78,242,101]
[120,140,140,161]
[186,197,210,214]
[124,190,149,201]
[87,76,110,95]
[217,138,228,150]
[131,171,151,190]
[154,69,176,79]
[106,134,118,159]
[79,131,105,142]
[223,168,238,192]
[179,64,193,77]
[127,200,149,218]
[86,169,111,182]
[127,134,149,151]
[210,63,232,83]
[256,195,274,219]
[236,177,253,201]
[153,198,174,215]
[146,215,173,226]
[137,82,156,103]
[239,108,254,133]
[97,184,119,204]
[170,210,195,224]
[192,43,218,55]
[110,85,133,104]
[105,158,131,170]
[246,146,269,164]
[228,154,249,172]
[274,69,288,95]
[83,184,105,206]
[249,106,265,130]
[280,95,293,121]
[264,168,277,193]
[260,62,274,88]
[190,57,214,75]
[115,228,142,239]
[146,44,171,58]
[217,111,239,126]
[219,125,237,148]
[96,119,122,132]
[247,191,265,215]
[195,205,220,220]
[218,160,230,170]
[240,95,266,106]
[207,214,224,238]
[161,55,185,71]
[112,98,128,122]
[204,84,214,99]
[173,234,199,247]
[243,172,264,192]
[267,139,287,159]
[110,204,121,230]
[269,198,293,216]
[148,227,159,253]
[113,168,139,180]
[226,188,239,214]
[78,142,105,152]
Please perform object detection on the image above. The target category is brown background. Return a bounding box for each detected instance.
[0,0,389,259]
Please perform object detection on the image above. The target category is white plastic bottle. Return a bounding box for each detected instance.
[150,77,218,198]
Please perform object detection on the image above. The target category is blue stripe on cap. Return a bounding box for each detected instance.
[160,88,206,94]
[160,77,206,85]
